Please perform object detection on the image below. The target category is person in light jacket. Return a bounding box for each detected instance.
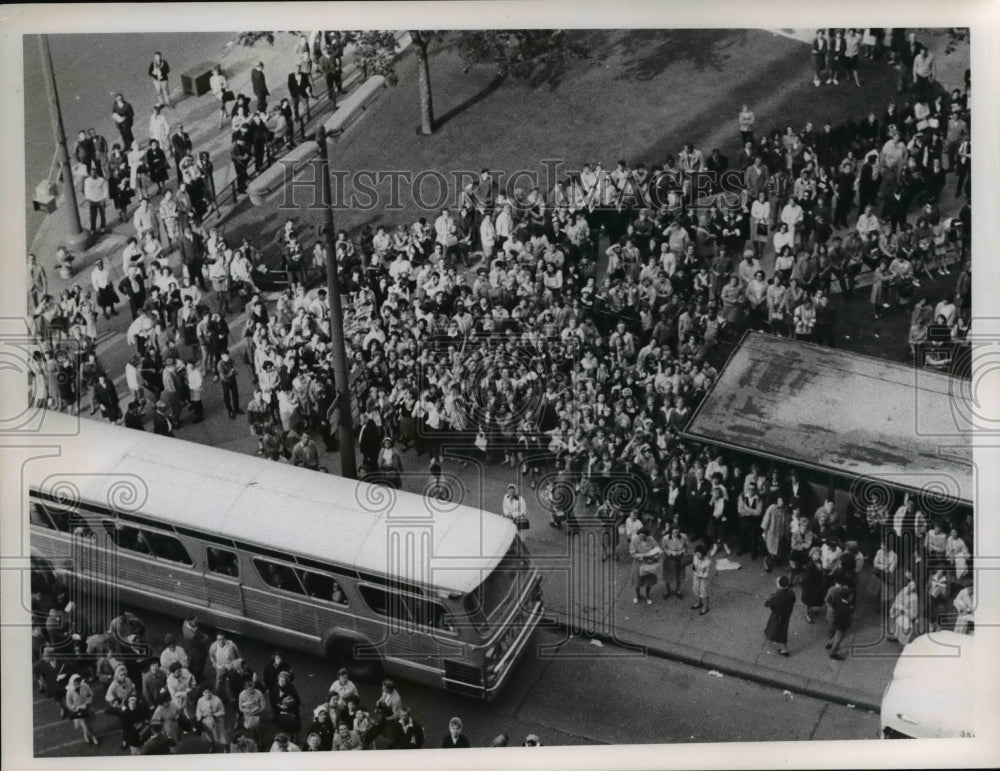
[502,484,527,524]
[195,686,228,752]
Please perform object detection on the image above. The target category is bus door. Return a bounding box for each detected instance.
[204,546,246,616]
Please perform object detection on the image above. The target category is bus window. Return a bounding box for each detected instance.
[404,596,455,633]
[297,569,349,605]
[462,542,528,630]
[207,547,239,577]
[30,502,54,529]
[253,558,305,594]
[144,531,193,566]
[45,505,76,533]
[359,585,393,617]
[104,522,152,555]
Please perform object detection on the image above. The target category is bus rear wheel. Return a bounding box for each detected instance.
[327,638,382,682]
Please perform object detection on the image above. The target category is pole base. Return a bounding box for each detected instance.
[61,230,92,252]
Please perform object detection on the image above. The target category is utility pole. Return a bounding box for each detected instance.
[38,34,90,252]
[315,125,357,480]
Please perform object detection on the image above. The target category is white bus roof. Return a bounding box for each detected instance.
[25,412,516,595]
[683,332,973,506]
[881,631,975,739]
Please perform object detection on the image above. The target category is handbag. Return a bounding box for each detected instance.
[513,514,530,531]
[638,561,659,578]
[474,431,487,452]
[222,89,236,103]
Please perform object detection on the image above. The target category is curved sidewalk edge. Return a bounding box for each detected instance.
[541,612,882,713]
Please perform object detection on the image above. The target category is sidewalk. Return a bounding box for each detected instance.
[540,540,896,712]
[29,30,408,297]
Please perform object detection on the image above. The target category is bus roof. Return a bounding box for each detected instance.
[881,631,974,739]
[683,332,973,506]
[25,412,516,595]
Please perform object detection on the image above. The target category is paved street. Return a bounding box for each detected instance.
[31,605,878,756]
[17,24,979,762]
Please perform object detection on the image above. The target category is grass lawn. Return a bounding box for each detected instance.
[221,28,968,366]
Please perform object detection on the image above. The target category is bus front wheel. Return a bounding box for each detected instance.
[327,638,383,682]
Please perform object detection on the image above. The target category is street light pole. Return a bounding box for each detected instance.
[315,125,357,480]
[38,34,90,252]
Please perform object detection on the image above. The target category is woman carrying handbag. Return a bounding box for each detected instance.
[65,674,100,746]
[630,527,662,606]
[502,484,531,531]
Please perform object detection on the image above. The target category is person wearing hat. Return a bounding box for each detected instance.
[764,575,797,657]
[270,669,302,741]
[66,673,99,745]
[524,733,542,747]
[328,667,358,702]
[440,716,470,749]
[307,703,337,750]
[151,399,173,437]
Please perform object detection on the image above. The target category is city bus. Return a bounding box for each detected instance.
[26,411,543,699]
[880,631,976,739]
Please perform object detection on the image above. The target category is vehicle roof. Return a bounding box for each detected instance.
[26,412,515,594]
[882,632,974,738]
[683,332,973,506]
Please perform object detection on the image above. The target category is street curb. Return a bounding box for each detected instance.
[541,612,881,713]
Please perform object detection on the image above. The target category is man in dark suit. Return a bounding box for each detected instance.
[358,409,384,473]
[287,64,313,124]
[897,31,921,94]
[389,707,425,749]
[151,400,174,437]
[169,124,193,183]
[178,226,208,291]
[251,61,269,113]
[118,267,147,319]
[111,93,136,149]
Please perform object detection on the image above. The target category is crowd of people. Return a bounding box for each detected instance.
[27,31,975,748]
[30,567,544,753]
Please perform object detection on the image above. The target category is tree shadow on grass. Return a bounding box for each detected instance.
[614,28,748,81]
[434,74,505,131]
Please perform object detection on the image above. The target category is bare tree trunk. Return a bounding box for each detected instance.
[412,32,434,134]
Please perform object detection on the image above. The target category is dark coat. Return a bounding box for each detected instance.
[440,733,471,748]
[800,561,826,607]
[251,67,268,98]
[764,586,796,644]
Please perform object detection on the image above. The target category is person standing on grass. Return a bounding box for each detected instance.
[112,93,136,150]
[811,29,828,87]
[148,52,171,107]
[844,29,863,88]
[764,575,796,657]
[912,44,936,103]
[827,29,845,85]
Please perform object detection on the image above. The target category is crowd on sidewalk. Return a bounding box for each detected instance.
[26,28,974,689]
[30,561,544,752]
